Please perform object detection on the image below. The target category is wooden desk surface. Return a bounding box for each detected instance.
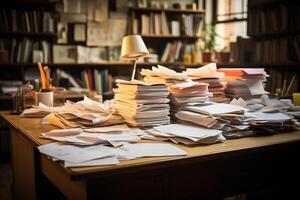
[2,112,300,181]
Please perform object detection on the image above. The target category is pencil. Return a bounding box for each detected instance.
[38,62,46,89]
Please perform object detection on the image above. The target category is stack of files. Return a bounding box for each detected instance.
[21,103,63,118]
[113,79,170,126]
[176,102,252,139]
[38,141,186,168]
[218,68,269,99]
[169,81,211,106]
[244,112,300,134]
[22,96,124,128]
[140,65,189,85]
[142,123,225,145]
[184,63,227,103]
[40,125,144,147]
[169,81,212,120]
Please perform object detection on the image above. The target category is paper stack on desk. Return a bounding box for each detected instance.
[38,141,186,168]
[141,65,212,121]
[22,96,124,128]
[140,65,188,85]
[184,63,227,103]
[41,125,145,146]
[142,123,225,145]
[113,79,170,126]
[218,68,269,99]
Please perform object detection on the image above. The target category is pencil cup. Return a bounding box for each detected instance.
[293,93,300,106]
[35,90,54,107]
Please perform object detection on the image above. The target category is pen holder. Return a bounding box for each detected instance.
[35,90,54,107]
[293,93,300,106]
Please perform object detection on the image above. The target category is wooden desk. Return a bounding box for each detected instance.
[2,112,300,200]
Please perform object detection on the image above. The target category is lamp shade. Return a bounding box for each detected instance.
[121,35,149,60]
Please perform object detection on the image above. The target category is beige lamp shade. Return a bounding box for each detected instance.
[121,35,149,60]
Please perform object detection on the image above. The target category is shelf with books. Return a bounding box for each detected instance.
[248,30,300,38]
[2,62,299,69]
[0,31,57,38]
[230,0,300,66]
[130,7,205,14]
[140,34,201,39]
[129,3,205,64]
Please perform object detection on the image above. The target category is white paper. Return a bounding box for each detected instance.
[244,112,291,122]
[121,143,186,157]
[153,124,222,139]
[64,156,119,168]
[184,103,246,116]
[38,143,115,163]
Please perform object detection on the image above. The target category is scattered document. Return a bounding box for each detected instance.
[121,143,186,157]
[38,143,115,163]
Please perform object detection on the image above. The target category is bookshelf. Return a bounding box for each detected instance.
[243,0,300,94]
[129,1,205,63]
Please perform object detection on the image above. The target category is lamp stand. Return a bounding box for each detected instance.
[131,59,137,81]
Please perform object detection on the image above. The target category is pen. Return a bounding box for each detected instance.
[44,66,50,89]
[34,79,40,92]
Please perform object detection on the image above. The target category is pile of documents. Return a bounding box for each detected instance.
[22,96,124,128]
[141,65,212,120]
[38,141,186,168]
[219,68,269,99]
[142,123,225,145]
[140,64,189,85]
[113,79,170,126]
[184,63,227,103]
[244,112,299,135]
[40,125,144,146]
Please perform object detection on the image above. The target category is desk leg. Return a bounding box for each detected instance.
[10,127,36,200]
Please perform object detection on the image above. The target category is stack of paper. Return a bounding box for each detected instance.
[113,79,170,126]
[141,65,212,121]
[244,112,299,134]
[218,68,269,99]
[184,63,227,103]
[22,96,124,128]
[38,141,186,168]
[175,102,252,139]
[41,125,145,147]
[142,123,225,145]
[169,81,212,106]
[140,65,189,85]
[21,103,63,117]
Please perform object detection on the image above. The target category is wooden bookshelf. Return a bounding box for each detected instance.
[248,30,300,38]
[130,7,205,14]
[130,1,205,64]
[0,31,57,38]
[1,62,299,69]
[245,0,300,94]
[140,34,201,39]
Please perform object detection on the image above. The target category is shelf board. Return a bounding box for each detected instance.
[0,31,57,38]
[141,35,201,39]
[1,62,300,68]
[248,30,300,38]
[131,7,205,14]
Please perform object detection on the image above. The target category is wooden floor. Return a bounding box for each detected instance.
[0,162,12,200]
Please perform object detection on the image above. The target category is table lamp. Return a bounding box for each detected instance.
[121,35,149,80]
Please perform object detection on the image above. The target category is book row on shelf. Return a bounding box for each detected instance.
[0,38,51,63]
[134,13,203,36]
[160,41,199,63]
[0,68,114,97]
[248,3,300,35]
[0,9,55,33]
[79,69,112,94]
[53,45,121,64]
[230,35,300,63]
